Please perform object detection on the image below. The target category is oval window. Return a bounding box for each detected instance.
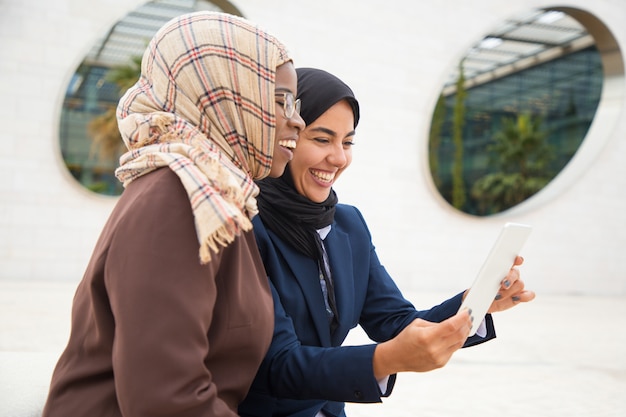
[428,8,622,216]
[58,0,242,196]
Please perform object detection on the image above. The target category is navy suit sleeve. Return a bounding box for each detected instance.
[342,206,495,347]
[258,282,386,403]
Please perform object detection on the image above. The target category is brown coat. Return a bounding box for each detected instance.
[43,168,273,417]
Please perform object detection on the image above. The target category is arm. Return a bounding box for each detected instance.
[369,257,530,380]
[106,177,236,417]
[343,206,498,379]
[359,248,483,379]
[257,282,385,403]
[348,205,495,346]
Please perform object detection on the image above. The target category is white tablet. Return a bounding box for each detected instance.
[459,222,532,336]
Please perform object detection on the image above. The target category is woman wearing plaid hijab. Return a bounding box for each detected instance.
[43,12,304,417]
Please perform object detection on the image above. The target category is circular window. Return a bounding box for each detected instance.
[427,8,623,216]
[58,0,242,196]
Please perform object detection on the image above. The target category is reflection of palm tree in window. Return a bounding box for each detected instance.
[88,55,142,163]
[471,113,556,215]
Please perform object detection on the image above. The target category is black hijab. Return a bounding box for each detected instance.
[256,68,359,331]
[296,67,360,128]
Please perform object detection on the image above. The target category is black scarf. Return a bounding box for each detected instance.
[256,168,339,331]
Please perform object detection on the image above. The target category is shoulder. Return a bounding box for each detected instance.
[121,168,189,214]
[107,169,192,234]
[334,203,368,229]
[332,203,373,243]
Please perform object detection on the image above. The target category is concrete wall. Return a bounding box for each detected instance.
[1,0,624,296]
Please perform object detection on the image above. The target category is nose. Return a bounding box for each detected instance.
[289,112,305,134]
[328,142,348,167]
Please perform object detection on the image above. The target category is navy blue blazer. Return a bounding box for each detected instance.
[239,204,495,417]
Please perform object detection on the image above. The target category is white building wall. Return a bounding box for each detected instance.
[0,0,624,295]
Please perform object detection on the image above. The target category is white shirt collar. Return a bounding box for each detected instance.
[316,225,332,240]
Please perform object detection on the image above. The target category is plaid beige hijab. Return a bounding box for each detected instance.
[115,12,291,263]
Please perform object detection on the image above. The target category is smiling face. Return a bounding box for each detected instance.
[289,99,355,203]
[269,62,305,178]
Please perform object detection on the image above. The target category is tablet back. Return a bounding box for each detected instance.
[459,222,532,336]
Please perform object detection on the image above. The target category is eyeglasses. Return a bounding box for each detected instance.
[275,92,301,119]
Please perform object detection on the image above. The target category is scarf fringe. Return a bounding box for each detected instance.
[199,216,253,264]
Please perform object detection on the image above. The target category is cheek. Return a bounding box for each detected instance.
[272,137,282,152]
[274,114,288,135]
[289,158,307,186]
[290,146,312,171]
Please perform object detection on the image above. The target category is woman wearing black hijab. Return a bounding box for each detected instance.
[239,68,534,417]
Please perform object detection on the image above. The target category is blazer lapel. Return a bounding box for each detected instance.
[324,226,355,343]
[267,232,333,346]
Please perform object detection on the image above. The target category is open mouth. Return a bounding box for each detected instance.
[278,139,297,150]
[310,169,335,184]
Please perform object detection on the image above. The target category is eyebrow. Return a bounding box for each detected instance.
[309,126,356,138]
[275,87,293,94]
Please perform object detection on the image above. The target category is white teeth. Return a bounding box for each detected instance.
[311,170,335,183]
[279,139,296,150]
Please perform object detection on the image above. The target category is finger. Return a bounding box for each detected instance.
[505,277,524,293]
[495,278,525,301]
[444,309,472,336]
[491,289,536,312]
[511,290,536,303]
[446,312,473,348]
[513,255,524,266]
[500,268,520,289]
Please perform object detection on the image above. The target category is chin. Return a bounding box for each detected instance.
[269,166,286,178]
[311,192,330,203]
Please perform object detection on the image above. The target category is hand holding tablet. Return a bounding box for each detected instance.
[458,222,532,336]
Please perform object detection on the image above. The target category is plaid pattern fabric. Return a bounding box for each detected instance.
[115,11,291,263]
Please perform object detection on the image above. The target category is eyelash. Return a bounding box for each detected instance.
[314,138,355,147]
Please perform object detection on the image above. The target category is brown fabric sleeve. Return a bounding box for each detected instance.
[104,171,235,417]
